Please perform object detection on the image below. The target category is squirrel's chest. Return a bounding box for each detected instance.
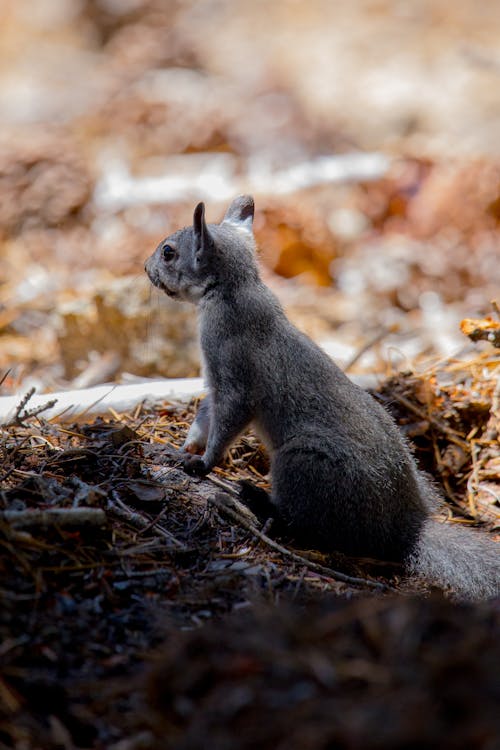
[198,334,233,387]
[199,314,252,369]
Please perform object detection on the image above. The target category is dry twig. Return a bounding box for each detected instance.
[1,388,58,428]
[391,392,469,450]
[107,490,188,551]
[209,493,392,593]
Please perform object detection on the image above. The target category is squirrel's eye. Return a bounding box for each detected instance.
[162,243,175,262]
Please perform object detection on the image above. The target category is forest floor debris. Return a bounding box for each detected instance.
[1,349,499,748]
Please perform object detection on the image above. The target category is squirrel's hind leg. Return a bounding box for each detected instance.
[238,480,291,537]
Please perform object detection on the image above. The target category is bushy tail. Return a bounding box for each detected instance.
[407,519,500,600]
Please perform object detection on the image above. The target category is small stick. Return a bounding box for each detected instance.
[0,369,11,388]
[209,493,392,592]
[1,387,58,428]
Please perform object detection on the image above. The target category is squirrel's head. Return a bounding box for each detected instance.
[145,195,258,304]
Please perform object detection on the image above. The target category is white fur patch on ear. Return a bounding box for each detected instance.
[225,218,253,234]
[222,195,254,232]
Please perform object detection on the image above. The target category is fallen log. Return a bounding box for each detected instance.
[1,508,107,528]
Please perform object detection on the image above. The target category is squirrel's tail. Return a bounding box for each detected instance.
[407,519,500,600]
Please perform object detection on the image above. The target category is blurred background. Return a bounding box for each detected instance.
[1,0,499,392]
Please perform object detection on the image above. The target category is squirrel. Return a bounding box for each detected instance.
[145,195,500,599]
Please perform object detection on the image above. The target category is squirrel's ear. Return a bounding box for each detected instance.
[193,201,206,237]
[222,195,254,232]
[193,201,212,259]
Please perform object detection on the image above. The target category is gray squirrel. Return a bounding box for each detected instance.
[145,195,500,599]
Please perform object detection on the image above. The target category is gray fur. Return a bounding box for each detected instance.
[408,520,500,599]
[145,195,500,599]
[184,396,211,454]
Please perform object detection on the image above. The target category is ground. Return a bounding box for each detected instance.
[1,355,499,748]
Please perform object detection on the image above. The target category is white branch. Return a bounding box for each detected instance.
[0,373,378,427]
[0,378,205,425]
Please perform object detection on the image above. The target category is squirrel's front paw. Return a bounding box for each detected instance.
[182,438,205,455]
[183,454,210,477]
